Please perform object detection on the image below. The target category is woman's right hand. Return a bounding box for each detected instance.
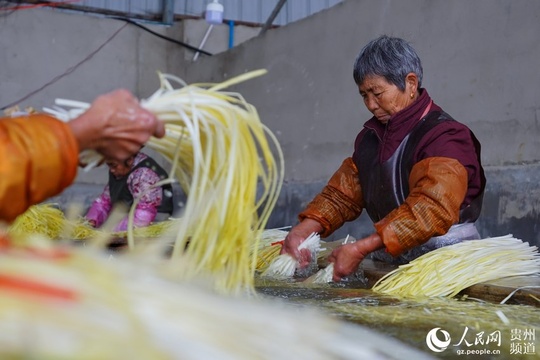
[68,89,165,162]
[281,219,323,268]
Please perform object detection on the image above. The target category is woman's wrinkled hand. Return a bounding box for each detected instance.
[281,219,323,268]
[327,242,366,282]
[328,233,384,282]
[68,89,165,162]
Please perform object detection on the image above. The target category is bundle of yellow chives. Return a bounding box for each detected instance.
[47,70,285,295]
[69,219,102,240]
[7,204,66,241]
[372,234,540,298]
[7,204,114,242]
[0,240,431,360]
[251,228,288,273]
[140,70,284,294]
[255,244,283,273]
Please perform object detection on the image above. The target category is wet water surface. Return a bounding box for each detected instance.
[255,277,540,359]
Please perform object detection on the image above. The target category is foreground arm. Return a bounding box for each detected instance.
[0,115,79,222]
[0,89,164,222]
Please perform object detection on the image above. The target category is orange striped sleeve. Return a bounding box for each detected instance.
[0,114,79,222]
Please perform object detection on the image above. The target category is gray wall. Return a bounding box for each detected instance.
[178,0,540,245]
[2,1,540,246]
[1,8,171,183]
[0,8,257,183]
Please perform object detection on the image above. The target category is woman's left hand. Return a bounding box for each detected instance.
[328,233,384,282]
[328,242,366,282]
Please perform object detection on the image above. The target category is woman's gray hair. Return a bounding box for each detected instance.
[353,35,423,90]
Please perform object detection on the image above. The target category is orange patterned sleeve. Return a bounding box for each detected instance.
[299,157,364,237]
[0,114,79,222]
[374,157,468,256]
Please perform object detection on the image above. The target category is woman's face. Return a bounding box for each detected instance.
[106,157,134,179]
[358,74,417,125]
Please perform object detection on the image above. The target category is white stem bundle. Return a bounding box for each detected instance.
[261,232,321,278]
[303,234,357,284]
[304,262,334,284]
[372,234,540,298]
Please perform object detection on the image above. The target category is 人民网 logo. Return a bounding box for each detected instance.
[426,327,451,352]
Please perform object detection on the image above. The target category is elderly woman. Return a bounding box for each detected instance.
[282,35,486,282]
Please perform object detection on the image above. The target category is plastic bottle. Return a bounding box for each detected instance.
[205,0,224,25]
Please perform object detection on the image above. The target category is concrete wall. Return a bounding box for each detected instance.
[2,1,540,246]
[178,0,540,246]
[1,9,171,183]
[0,8,258,184]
